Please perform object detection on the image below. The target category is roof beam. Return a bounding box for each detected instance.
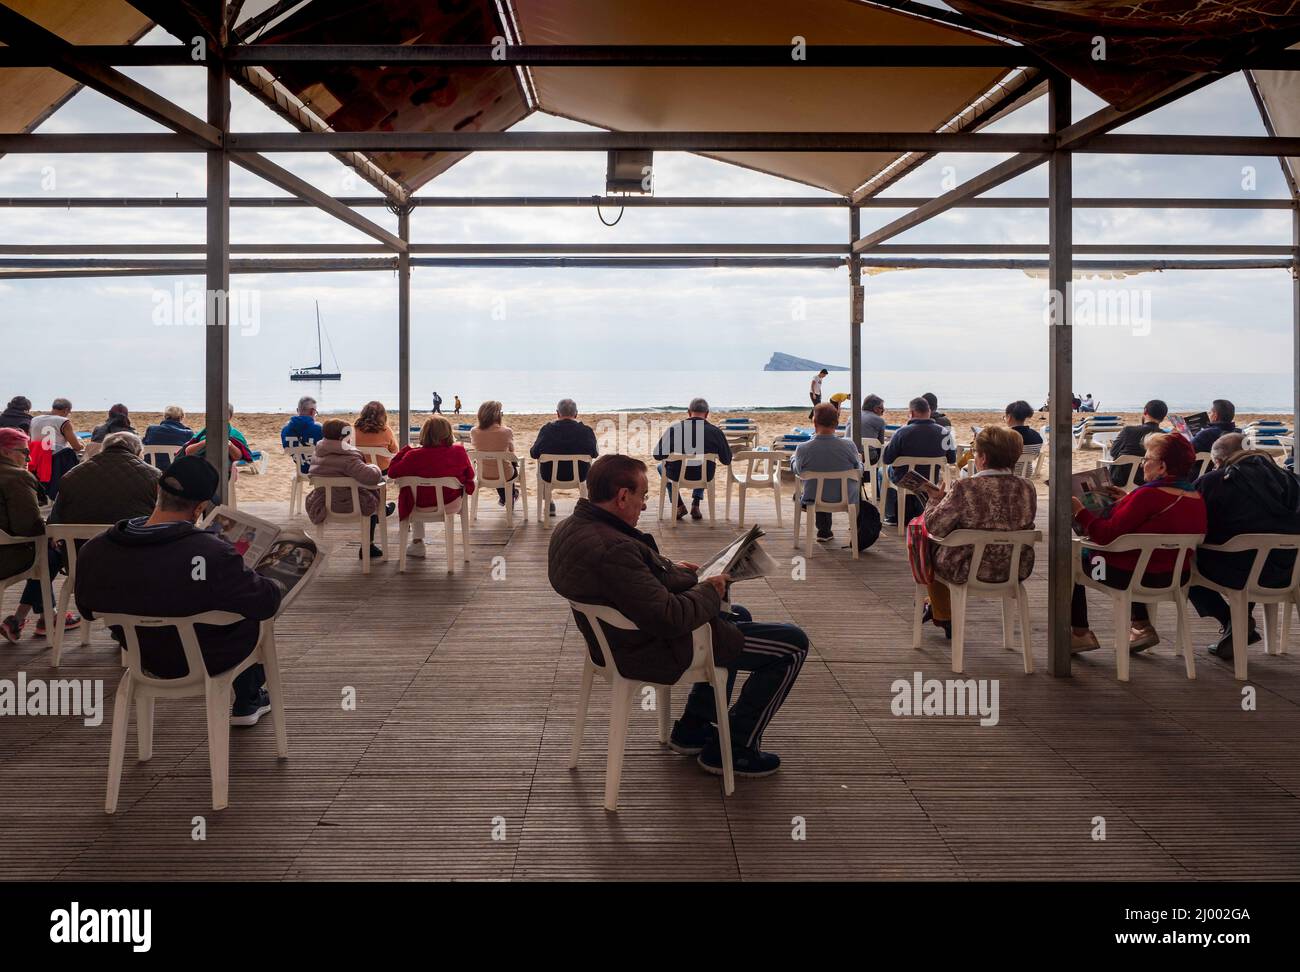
[0,196,1290,210]
[229,152,407,252]
[0,3,221,148]
[852,153,1046,253]
[222,43,1045,68]
[0,3,405,249]
[227,132,1051,152]
[852,71,1227,252]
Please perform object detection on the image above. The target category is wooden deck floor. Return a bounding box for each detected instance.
[4,492,1300,881]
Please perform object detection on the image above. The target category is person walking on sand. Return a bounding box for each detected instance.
[809,368,828,420]
[453,396,461,415]
[432,391,443,414]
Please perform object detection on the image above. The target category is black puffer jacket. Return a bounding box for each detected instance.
[548,499,743,683]
[1197,451,1300,589]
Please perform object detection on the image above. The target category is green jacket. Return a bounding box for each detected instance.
[0,461,44,580]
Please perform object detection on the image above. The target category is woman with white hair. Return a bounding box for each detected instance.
[143,405,193,449]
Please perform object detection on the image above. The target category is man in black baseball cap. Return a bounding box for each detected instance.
[76,455,284,727]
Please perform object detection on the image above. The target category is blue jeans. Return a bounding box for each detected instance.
[680,605,809,751]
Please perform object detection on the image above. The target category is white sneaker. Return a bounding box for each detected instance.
[406,540,427,559]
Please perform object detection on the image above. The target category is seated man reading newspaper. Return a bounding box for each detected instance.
[75,456,293,726]
[548,454,808,778]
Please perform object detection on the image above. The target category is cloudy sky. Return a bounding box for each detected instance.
[0,10,1295,411]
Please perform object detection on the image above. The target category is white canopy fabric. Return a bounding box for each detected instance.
[1251,63,1300,191]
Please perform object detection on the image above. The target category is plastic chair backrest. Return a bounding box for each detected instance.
[538,453,590,490]
[473,450,520,487]
[140,444,180,469]
[1198,533,1300,596]
[730,450,779,484]
[354,446,395,467]
[1089,533,1204,597]
[935,528,1041,594]
[308,475,371,524]
[798,470,862,511]
[889,455,947,484]
[1015,445,1042,478]
[568,600,710,682]
[664,452,721,488]
[284,444,315,476]
[98,610,244,689]
[391,475,463,521]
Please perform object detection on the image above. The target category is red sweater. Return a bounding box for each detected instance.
[388,444,476,519]
[1075,484,1207,574]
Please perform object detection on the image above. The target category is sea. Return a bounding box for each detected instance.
[18,368,1298,415]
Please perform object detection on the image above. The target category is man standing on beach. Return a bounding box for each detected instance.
[809,369,828,420]
[432,392,443,414]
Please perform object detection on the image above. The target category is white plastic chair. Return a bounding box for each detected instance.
[1016,444,1043,480]
[536,454,590,525]
[1072,534,1204,681]
[567,601,734,811]
[657,453,720,528]
[354,445,396,469]
[81,440,103,459]
[1099,454,1143,492]
[725,450,783,528]
[860,438,884,504]
[44,523,111,667]
[912,529,1041,673]
[883,456,947,537]
[393,476,471,573]
[284,445,315,515]
[1192,533,1300,681]
[308,475,387,575]
[792,470,862,559]
[1192,452,1214,480]
[101,611,287,813]
[470,451,528,528]
[140,444,180,470]
[0,528,53,644]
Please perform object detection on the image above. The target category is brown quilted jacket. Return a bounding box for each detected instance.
[548,499,743,683]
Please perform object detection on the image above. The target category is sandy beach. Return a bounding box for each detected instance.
[51,406,1291,507]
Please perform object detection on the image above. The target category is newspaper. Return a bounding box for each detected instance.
[1071,468,1114,514]
[697,525,779,583]
[202,506,281,566]
[200,505,324,610]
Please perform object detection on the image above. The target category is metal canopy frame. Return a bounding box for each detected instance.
[1,0,1298,678]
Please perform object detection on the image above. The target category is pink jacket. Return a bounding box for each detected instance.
[305,438,383,524]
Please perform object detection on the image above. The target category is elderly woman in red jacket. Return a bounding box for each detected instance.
[1070,432,1207,653]
[387,415,475,559]
[919,425,1038,639]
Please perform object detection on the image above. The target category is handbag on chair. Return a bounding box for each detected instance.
[906,514,934,584]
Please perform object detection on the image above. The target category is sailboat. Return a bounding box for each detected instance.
[290,301,342,381]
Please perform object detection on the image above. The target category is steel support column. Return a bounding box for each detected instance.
[398,206,412,448]
[849,206,863,446]
[1047,76,1073,677]
[205,35,231,499]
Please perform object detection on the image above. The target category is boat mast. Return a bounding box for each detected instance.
[314,300,323,371]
